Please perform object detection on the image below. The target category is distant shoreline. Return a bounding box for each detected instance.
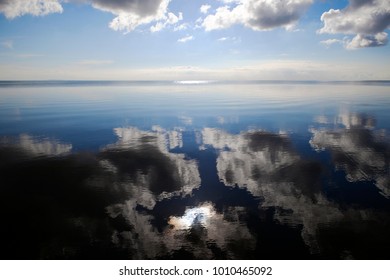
[0,80,389,88]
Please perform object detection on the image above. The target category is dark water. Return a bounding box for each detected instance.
[0,81,389,260]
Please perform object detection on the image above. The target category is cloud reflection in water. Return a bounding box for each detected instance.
[102,127,256,259]
[0,119,389,259]
[310,109,390,198]
[0,126,203,259]
[201,127,345,253]
[0,134,72,157]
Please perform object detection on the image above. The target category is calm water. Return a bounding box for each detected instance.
[0,81,389,259]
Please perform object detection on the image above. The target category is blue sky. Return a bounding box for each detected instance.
[0,0,389,80]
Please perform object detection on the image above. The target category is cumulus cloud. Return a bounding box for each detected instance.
[318,0,390,49]
[177,35,194,43]
[200,4,211,14]
[217,36,240,43]
[173,22,189,31]
[202,0,313,31]
[92,0,185,33]
[150,11,183,32]
[346,32,388,49]
[90,0,165,16]
[92,0,175,33]
[0,0,63,19]
[0,0,180,33]
[320,38,343,47]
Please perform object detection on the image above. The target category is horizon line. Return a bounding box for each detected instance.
[1,79,390,84]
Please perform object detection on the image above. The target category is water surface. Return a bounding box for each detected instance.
[0,81,389,259]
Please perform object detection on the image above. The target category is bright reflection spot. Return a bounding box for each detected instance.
[174,80,212,85]
[168,204,214,230]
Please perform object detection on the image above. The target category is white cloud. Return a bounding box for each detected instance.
[320,38,343,47]
[150,11,183,32]
[0,0,63,19]
[319,1,390,35]
[96,0,173,33]
[346,32,388,49]
[194,16,204,29]
[177,35,193,43]
[202,0,313,31]
[318,0,390,49]
[167,11,182,24]
[173,22,189,31]
[217,36,240,43]
[90,0,168,17]
[202,5,239,31]
[0,0,180,33]
[200,4,211,14]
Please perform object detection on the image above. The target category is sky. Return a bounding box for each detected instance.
[0,0,389,81]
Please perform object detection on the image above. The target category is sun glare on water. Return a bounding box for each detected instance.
[174,80,212,85]
[168,204,214,230]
